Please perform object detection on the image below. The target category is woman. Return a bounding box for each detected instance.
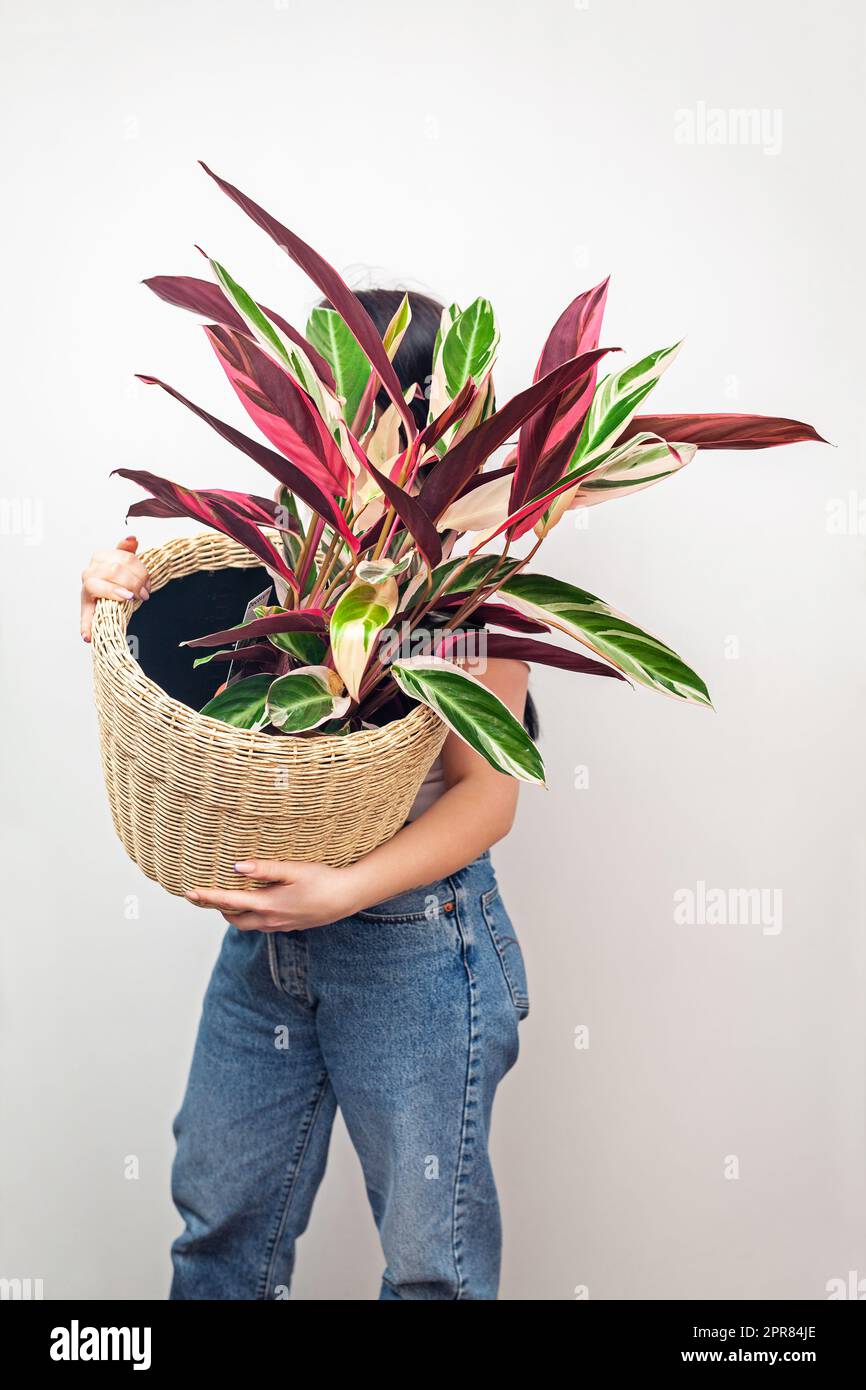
[80,290,534,1301]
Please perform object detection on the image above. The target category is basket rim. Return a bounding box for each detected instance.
[90,531,443,758]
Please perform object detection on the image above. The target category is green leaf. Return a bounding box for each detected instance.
[193,648,243,669]
[210,258,290,366]
[428,553,518,599]
[498,572,712,706]
[572,341,682,467]
[382,292,411,360]
[390,656,546,784]
[330,577,399,701]
[305,306,372,426]
[266,666,351,732]
[249,603,327,663]
[431,302,461,376]
[267,630,328,665]
[199,674,273,729]
[441,297,499,398]
[428,299,499,451]
[355,554,414,584]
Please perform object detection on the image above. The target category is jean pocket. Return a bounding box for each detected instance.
[481,886,529,1019]
[357,879,454,924]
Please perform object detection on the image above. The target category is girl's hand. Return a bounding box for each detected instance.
[81,536,152,641]
[185,860,362,932]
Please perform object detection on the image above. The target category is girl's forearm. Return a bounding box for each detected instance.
[341,776,517,913]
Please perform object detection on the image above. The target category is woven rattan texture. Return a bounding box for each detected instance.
[91,533,447,895]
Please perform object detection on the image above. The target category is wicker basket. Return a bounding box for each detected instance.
[91,533,447,896]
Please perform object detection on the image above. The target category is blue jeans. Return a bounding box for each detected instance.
[169,851,529,1300]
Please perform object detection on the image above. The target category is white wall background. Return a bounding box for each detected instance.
[1,0,863,1300]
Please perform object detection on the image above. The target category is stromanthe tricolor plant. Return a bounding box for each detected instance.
[120,162,826,785]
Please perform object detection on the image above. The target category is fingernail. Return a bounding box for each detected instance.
[81,632,90,643]
[116,588,135,600]
[233,862,253,873]
[141,587,151,600]
[185,889,200,902]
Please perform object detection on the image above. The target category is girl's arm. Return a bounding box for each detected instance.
[186,658,530,931]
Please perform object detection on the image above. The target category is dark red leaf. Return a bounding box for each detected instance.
[197,644,282,667]
[199,162,416,438]
[451,461,516,502]
[417,379,479,454]
[183,610,327,649]
[142,274,336,388]
[420,347,614,521]
[619,413,828,450]
[128,488,301,534]
[435,599,549,634]
[512,279,610,515]
[359,455,443,569]
[203,489,302,532]
[114,467,299,588]
[135,375,358,550]
[437,632,627,680]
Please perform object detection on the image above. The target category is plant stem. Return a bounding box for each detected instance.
[370,505,396,561]
[295,515,324,591]
[307,531,342,606]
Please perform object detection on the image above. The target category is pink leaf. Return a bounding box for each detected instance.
[205,324,350,496]
[135,374,358,551]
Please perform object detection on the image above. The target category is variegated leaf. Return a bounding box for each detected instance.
[330,576,399,701]
[497,572,711,705]
[266,666,351,732]
[390,656,545,785]
[571,341,682,468]
[383,292,412,360]
[355,555,414,584]
[199,673,273,729]
[537,433,697,534]
[210,257,358,474]
[437,471,512,532]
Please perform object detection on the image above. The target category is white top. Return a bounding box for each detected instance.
[405,754,447,822]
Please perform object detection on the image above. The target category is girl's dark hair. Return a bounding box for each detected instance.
[351,288,444,432]
[330,286,539,741]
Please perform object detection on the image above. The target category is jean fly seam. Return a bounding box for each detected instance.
[267,933,314,1006]
[266,933,285,994]
[257,1070,332,1300]
[449,875,480,1302]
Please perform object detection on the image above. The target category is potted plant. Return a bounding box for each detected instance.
[91,162,825,895]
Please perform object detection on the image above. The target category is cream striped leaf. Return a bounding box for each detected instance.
[266,666,351,732]
[390,656,546,784]
[330,577,399,701]
[498,572,711,706]
[571,341,682,468]
[538,432,697,533]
